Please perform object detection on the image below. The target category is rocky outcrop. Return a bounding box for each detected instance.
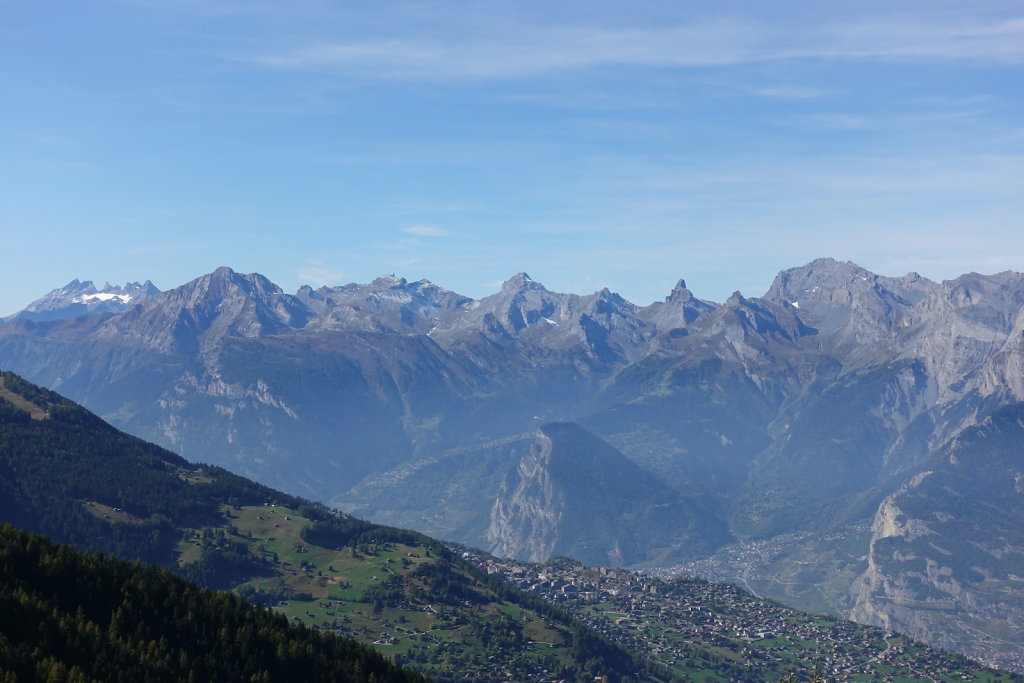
[430,273,655,367]
[296,274,472,335]
[850,470,939,631]
[639,279,718,333]
[851,405,1024,671]
[485,423,730,567]
[486,429,563,563]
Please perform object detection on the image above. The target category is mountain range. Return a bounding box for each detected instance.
[3,258,1024,670]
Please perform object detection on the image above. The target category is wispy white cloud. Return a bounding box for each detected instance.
[243,10,1024,82]
[248,19,766,78]
[379,201,485,218]
[402,225,448,237]
[909,94,997,106]
[297,259,343,286]
[373,238,419,251]
[784,106,991,134]
[792,113,873,131]
[742,84,834,99]
[830,16,1024,62]
[502,90,668,110]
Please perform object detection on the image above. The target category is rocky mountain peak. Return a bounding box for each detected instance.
[92,267,305,354]
[639,279,718,333]
[943,271,1024,309]
[123,280,160,297]
[763,260,937,366]
[434,274,558,337]
[766,258,935,312]
[4,277,161,323]
[765,258,868,304]
[501,272,544,293]
[725,291,746,306]
[666,279,693,302]
[64,278,93,293]
[370,274,408,289]
[589,287,628,308]
[199,267,282,299]
[699,292,814,349]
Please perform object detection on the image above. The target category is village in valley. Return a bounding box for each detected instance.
[462,550,1017,682]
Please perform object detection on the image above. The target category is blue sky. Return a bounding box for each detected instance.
[2,0,1023,315]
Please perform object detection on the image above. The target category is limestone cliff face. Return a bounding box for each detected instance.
[850,471,943,633]
[485,423,731,567]
[486,430,563,563]
[764,260,1024,460]
[897,272,1024,411]
[851,406,1024,670]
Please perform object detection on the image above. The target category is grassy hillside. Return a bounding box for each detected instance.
[0,523,428,683]
[0,369,660,682]
[179,502,659,680]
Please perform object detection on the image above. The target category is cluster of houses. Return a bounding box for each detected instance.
[460,551,1003,681]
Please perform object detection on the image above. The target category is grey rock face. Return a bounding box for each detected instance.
[638,279,719,334]
[93,267,309,355]
[296,274,472,335]
[487,428,563,564]
[430,272,654,366]
[485,422,728,567]
[763,257,937,366]
[851,404,1024,670]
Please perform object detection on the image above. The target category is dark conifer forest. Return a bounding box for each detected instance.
[0,524,430,683]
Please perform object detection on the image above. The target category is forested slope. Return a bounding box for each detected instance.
[0,524,428,683]
[0,370,664,682]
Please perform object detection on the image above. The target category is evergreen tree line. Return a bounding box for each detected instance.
[0,373,304,571]
[299,509,428,549]
[0,524,430,683]
[177,529,274,590]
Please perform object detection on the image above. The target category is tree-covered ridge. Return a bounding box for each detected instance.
[0,372,305,565]
[0,370,75,414]
[0,524,430,683]
[0,373,49,419]
[0,370,662,681]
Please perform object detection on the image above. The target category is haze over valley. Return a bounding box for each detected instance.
[6,258,1024,671]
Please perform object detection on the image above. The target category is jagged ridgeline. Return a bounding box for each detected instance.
[0,370,663,682]
[0,524,428,683]
[8,259,1024,670]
